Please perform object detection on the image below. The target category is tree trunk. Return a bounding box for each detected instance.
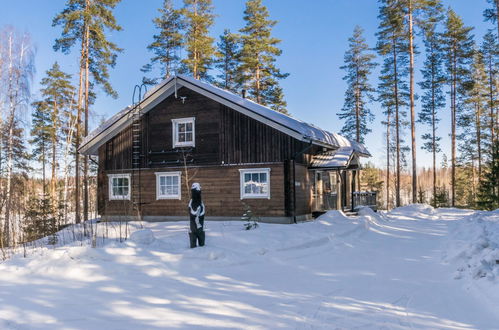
[408,0,417,203]
[355,66,361,192]
[43,142,47,198]
[451,49,457,207]
[4,113,15,246]
[476,104,482,179]
[488,56,496,156]
[83,17,90,223]
[51,99,58,209]
[74,27,86,224]
[392,36,401,207]
[386,108,391,210]
[432,87,437,206]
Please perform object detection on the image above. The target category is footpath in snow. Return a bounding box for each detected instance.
[0,204,498,329]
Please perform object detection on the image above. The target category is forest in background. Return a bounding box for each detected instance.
[0,0,498,255]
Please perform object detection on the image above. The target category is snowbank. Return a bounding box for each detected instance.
[446,209,499,281]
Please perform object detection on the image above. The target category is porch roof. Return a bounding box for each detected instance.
[309,147,356,170]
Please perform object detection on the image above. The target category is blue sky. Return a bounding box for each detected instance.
[0,0,493,168]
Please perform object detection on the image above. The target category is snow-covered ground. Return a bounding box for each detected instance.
[1,205,498,329]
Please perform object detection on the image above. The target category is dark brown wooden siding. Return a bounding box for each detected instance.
[101,164,286,218]
[219,105,309,165]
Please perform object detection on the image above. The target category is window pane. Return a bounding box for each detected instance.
[185,122,192,132]
[185,132,192,142]
[179,133,186,142]
[252,173,259,182]
[123,178,129,187]
[172,176,179,185]
[178,123,186,132]
[160,185,167,195]
[260,173,267,183]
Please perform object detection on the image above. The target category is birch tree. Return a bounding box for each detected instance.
[0,27,35,246]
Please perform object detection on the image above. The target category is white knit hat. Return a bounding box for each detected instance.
[191,182,201,191]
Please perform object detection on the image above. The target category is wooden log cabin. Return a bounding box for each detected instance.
[79,75,375,223]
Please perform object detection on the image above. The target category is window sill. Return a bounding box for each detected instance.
[241,195,271,200]
[156,196,181,200]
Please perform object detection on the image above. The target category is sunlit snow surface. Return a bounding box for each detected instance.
[1,205,498,329]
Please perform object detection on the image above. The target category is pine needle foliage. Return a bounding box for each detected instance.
[215,29,241,93]
[142,0,184,85]
[181,0,215,81]
[53,0,123,98]
[338,26,377,144]
[238,0,289,113]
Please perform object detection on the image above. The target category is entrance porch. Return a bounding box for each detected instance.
[310,147,377,213]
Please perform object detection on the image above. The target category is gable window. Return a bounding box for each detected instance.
[239,168,271,199]
[108,174,131,200]
[172,117,195,148]
[156,172,181,199]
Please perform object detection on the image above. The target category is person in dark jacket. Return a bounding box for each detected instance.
[188,182,205,248]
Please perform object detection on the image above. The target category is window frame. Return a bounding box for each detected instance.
[108,173,131,200]
[172,117,195,148]
[155,171,182,200]
[239,168,271,199]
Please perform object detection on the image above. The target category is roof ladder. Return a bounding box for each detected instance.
[131,84,147,221]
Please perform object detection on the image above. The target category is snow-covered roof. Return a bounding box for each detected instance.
[309,147,356,169]
[80,75,371,157]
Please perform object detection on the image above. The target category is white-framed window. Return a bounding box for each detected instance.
[155,171,181,200]
[108,174,131,200]
[239,168,271,199]
[172,117,195,148]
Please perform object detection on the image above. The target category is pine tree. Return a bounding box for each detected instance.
[418,6,445,206]
[142,0,184,85]
[53,0,122,223]
[481,30,499,157]
[462,51,489,179]
[181,0,215,80]
[484,0,499,39]
[215,29,241,93]
[30,101,51,197]
[238,0,289,113]
[477,140,499,210]
[337,26,376,145]
[402,0,443,203]
[441,8,474,207]
[38,63,75,205]
[377,0,410,207]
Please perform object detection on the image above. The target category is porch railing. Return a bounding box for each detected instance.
[352,191,377,211]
